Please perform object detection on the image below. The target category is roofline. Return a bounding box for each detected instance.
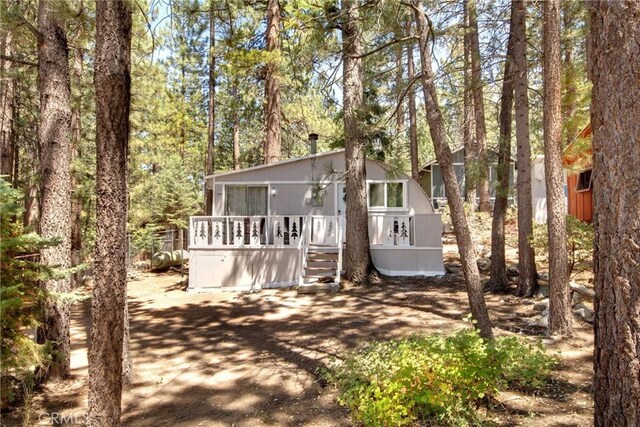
[419,146,517,171]
[204,149,346,180]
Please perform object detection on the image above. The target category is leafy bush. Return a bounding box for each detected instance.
[326,328,556,426]
[531,215,594,273]
[0,179,54,405]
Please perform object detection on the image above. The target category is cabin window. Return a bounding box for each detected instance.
[576,169,592,192]
[368,181,406,209]
[225,185,268,216]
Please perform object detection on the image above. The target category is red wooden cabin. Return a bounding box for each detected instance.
[563,124,593,223]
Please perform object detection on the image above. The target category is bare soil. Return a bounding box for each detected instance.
[3,245,594,426]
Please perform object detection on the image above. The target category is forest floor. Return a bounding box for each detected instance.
[4,243,594,427]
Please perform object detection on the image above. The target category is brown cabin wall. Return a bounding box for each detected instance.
[567,173,593,223]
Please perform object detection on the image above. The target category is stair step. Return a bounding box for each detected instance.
[297,283,340,294]
[307,253,339,261]
[304,269,335,277]
[306,260,337,269]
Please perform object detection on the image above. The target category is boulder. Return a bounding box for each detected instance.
[476,257,491,272]
[444,262,462,274]
[570,282,595,299]
[533,299,549,312]
[506,265,519,277]
[536,283,550,298]
[573,303,594,323]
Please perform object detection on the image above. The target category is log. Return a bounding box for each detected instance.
[151,250,184,271]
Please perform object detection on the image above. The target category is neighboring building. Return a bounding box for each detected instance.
[188,149,445,292]
[418,147,516,209]
[563,124,593,223]
[531,155,548,224]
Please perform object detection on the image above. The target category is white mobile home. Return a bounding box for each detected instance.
[188,150,445,292]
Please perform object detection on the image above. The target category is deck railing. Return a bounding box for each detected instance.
[190,214,415,249]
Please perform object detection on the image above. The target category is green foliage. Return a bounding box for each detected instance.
[531,215,594,273]
[326,328,556,426]
[0,179,53,399]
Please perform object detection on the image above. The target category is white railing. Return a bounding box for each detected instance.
[190,215,306,248]
[190,213,415,249]
[336,219,344,285]
[297,219,309,287]
[368,214,414,246]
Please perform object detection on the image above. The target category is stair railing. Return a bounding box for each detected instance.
[297,216,310,287]
[335,218,344,286]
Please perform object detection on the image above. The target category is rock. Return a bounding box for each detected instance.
[542,308,549,317]
[536,283,550,298]
[506,265,519,277]
[570,282,595,299]
[537,272,549,281]
[573,303,594,323]
[444,262,462,274]
[538,314,549,327]
[571,292,583,307]
[533,299,549,311]
[477,257,491,272]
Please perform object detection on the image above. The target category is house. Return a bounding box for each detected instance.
[188,148,445,292]
[531,155,548,224]
[563,124,593,223]
[418,147,516,209]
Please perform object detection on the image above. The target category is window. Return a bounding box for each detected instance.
[368,181,406,209]
[576,169,592,192]
[225,186,268,216]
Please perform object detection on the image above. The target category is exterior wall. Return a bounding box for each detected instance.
[371,247,445,276]
[188,248,300,291]
[531,155,548,224]
[413,214,443,247]
[567,173,593,223]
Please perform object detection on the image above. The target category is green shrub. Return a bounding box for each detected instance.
[0,178,54,404]
[326,328,556,426]
[531,215,594,273]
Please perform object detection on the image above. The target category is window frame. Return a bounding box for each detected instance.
[575,169,593,193]
[366,180,408,211]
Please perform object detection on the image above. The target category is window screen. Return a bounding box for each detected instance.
[576,169,592,192]
[225,186,268,216]
[368,183,385,207]
[387,182,404,207]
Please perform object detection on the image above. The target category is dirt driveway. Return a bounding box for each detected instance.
[7,269,594,426]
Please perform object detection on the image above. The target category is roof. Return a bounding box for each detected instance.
[204,149,345,180]
[419,146,516,170]
[562,123,592,169]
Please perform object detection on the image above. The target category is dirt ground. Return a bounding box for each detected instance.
[3,244,595,426]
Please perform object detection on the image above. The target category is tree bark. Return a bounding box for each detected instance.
[488,3,515,293]
[264,0,281,164]
[1,18,15,179]
[513,0,538,298]
[462,0,476,204]
[468,0,490,212]
[543,0,572,337]
[70,28,83,288]
[562,1,578,147]
[395,32,404,138]
[411,0,493,340]
[590,2,640,424]
[406,19,419,182]
[232,77,240,170]
[342,0,374,285]
[36,0,73,379]
[87,1,132,425]
[205,2,216,215]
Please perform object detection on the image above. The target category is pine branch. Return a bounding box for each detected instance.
[0,54,38,67]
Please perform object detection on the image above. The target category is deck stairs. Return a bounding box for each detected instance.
[297,244,343,293]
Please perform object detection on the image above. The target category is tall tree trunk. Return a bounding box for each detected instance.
[468,0,490,212]
[543,0,572,337]
[205,2,216,215]
[411,0,493,340]
[342,0,374,285]
[591,3,640,425]
[87,1,132,425]
[36,0,73,379]
[463,0,476,204]
[232,77,240,170]
[513,0,538,298]
[488,3,515,293]
[395,32,404,137]
[264,0,281,164]
[1,19,15,179]
[562,1,578,146]
[406,19,419,182]
[70,30,83,288]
